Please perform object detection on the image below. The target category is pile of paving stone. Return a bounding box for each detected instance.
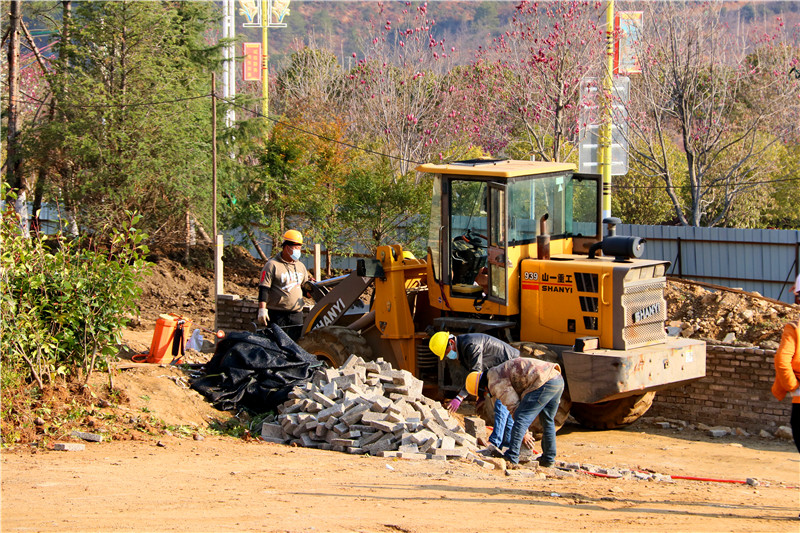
[260,355,494,466]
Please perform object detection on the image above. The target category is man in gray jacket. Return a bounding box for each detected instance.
[465,358,564,467]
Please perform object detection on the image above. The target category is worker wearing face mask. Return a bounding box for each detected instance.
[257,229,313,341]
[429,331,522,455]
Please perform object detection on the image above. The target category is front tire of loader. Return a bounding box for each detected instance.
[298,326,373,368]
[569,392,656,430]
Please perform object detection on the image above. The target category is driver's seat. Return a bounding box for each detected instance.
[451,283,483,295]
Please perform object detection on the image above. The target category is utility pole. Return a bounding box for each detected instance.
[261,0,269,116]
[600,0,615,220]
[222,0,235,127]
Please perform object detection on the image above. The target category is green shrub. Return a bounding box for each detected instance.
[0,192,150,386]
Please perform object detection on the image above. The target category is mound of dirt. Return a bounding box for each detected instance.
[130,244,264,332]
[665,278,799,347]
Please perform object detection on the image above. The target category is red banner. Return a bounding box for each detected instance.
[614,11,643,75]
[243,43,262,82]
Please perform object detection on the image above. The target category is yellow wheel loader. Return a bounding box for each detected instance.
[298,159,705,430]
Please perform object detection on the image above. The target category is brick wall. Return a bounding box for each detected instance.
[649,345,791,432]
[214,294,792,432]
[216,293,259,334]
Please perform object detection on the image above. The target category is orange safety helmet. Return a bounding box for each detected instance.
[282,229,303,245]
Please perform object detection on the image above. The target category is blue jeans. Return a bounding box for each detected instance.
[503,374,564,465]
[489,399,514,449]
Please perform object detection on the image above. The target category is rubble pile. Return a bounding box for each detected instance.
[665,279,799,347]
[261,355,493,466]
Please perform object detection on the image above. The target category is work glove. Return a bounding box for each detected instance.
[447,397,462,413]
[257,307,269,327]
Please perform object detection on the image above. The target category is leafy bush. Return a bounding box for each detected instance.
[0,196,150,386]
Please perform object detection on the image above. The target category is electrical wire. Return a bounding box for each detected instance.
[4,82,800,187]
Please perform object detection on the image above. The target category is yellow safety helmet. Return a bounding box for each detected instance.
[465,371,483,397]
[402,250,416,260]
[429,331,452,360]
[282,229,303,245]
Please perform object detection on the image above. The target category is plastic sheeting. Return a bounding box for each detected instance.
[191,323,322,413]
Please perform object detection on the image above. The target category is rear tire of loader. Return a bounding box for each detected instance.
[298,326,373,369]
[569,392,655,430]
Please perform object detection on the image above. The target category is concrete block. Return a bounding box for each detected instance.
[54,442,85,451]
[340,403,371,426]
[71,431,103,443]
[361,430,385,446]
[439,436,456,450]
[397,452,427,460]
[261,423,286,441]
[321,381,339,399]
[371,396,393,412]
[330,438,359,447]
[311,391,336,407]
[317,402,346,422]
[378,450,400,458]
[361,411,388,424]
[398,444,419,454]
[463,417,486,441]
[369,420,402,433]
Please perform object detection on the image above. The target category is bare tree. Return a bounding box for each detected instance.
[626,1,800,226]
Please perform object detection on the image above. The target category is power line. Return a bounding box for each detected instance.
[218,95,422,166]
[611,175,800,189]
[5,83,800,188]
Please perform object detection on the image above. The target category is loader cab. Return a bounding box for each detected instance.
[418,159,602,317]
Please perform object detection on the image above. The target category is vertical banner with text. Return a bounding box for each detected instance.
[243,43,262,81]
[614,11,643,75]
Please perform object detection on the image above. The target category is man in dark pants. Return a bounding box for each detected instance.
[257,229,312,341]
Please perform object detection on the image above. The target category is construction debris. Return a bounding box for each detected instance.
[263,355,489,465]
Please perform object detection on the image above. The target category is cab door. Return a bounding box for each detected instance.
[486,183,508,304]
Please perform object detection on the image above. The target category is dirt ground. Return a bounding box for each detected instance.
[3,246,800,532]
[2,422,798,532]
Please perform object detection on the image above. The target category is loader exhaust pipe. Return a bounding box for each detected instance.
[537,213,550,260]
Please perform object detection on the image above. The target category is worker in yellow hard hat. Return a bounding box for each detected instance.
[429,330,520,454]
[464,357,564,468]
[257,229,314,341]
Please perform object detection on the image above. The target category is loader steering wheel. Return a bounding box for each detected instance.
[457,228,488,248]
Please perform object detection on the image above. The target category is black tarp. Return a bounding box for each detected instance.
[191,323,322,413]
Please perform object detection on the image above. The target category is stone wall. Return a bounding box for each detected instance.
[214,294,792,433]
[649,345,790,432]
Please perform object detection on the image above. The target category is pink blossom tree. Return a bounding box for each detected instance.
[464,0,606,162]
[345,2,468,177]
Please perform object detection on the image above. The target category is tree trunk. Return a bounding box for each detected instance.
[6,1,28,237]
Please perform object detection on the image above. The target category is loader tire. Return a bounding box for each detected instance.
[298,326,373,369]
[569,392,655,430]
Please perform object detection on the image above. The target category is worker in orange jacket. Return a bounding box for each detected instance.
[772,319,800,453]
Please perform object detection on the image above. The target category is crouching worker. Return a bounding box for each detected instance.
[465,358,564,467]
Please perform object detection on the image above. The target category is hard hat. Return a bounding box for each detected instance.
[465,371,483,397]
[282,229,303,245]
[429,331,451,360]
[402,250,416,260]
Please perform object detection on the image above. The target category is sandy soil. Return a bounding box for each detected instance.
[2,423,798,532]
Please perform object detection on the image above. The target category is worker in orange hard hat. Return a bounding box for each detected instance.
[257,229,314,341]
[465,357,564,468]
